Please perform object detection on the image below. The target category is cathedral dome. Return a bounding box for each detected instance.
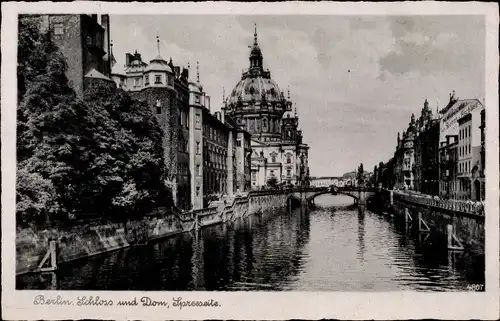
[228,74,283,105]
[225,24,292,141]
[227,25,286,108]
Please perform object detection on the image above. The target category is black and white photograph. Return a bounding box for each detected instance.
[2,1,499,320]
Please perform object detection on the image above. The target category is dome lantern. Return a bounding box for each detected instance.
[249,23,263,70]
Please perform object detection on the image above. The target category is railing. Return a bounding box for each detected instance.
[393,190,485,216]
[192,207,218,217]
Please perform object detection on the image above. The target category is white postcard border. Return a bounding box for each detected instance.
[2,2,499,320]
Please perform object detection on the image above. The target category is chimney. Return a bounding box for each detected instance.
[205,96,211,111]
[125,53,133,66]
[101,15,110,76]
[182,67,188,80]
[221,106,226,124]
[174,66,180,77]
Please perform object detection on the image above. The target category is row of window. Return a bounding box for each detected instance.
[459,144,471,157]
[203,124,228,146]
[203,172,227,194]
[178,163,189,176]
[134,74,175,87]
[252,169,293,181]
[275,170,292,177]
[459,125,472,140]
[459,160,471,174]
[267,155,293,163]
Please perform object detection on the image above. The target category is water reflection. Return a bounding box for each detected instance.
[17,194,484,291]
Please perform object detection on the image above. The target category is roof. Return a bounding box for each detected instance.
[188,81,202,93]
[84,68,112,81]
[439,99,482,116]
[144,55,173,73]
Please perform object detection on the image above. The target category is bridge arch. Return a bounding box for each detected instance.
[286,194,303,210]
[305,190,359,203]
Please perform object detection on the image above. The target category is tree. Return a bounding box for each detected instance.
[17,20,79,225]
[81,83,173,220]
[266,176,278,189]
[16,19,173,227]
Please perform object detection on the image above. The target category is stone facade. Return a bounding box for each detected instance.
[16,190,291,275]
[381,93,485,202]
[27,14,112,96]
[439,134,459,199]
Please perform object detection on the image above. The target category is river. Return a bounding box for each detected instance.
[17,195,484,291]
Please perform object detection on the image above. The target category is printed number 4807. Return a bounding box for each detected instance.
[467,284,484,291]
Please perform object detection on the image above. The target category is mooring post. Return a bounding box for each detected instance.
[194,213,200,231]
[447,224,464,251]
[447,224,453,249]
[49,240,57,270]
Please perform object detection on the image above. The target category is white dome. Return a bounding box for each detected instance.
[189,81,202,93]
[144,55,173,73]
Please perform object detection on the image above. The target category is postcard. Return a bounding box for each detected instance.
[2,1,499,320]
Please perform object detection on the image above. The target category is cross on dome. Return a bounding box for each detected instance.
[254,23,258,46]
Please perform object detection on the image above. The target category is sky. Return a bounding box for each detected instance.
[110,15,485,177]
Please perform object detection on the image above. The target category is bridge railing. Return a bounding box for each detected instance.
[393,190,485,216]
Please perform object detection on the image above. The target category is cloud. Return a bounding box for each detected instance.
[110,15,485,176]
[379,16,485,77]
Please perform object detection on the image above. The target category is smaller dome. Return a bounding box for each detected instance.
[189,81,202,94]
[145,55,173,73]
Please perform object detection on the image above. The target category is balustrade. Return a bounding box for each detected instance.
[393,191,484,216]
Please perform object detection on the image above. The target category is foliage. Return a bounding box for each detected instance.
[16,167,59,226]
[81,84,172,220]
[16,19,173,227]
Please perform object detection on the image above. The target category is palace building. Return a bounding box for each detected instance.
[224,25,310,189]
[111,37,252,209]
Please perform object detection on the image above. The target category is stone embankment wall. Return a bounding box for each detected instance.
[374,190,485,254]
[16,190,289,275]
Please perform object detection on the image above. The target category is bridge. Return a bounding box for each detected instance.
[286,186,378,209]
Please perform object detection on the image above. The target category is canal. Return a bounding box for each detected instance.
[17,195,484,291]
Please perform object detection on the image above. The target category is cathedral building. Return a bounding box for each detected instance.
[224,26,310,189]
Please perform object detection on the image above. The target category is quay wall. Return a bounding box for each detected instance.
[373,190,485,254]
[16,190,290,275]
